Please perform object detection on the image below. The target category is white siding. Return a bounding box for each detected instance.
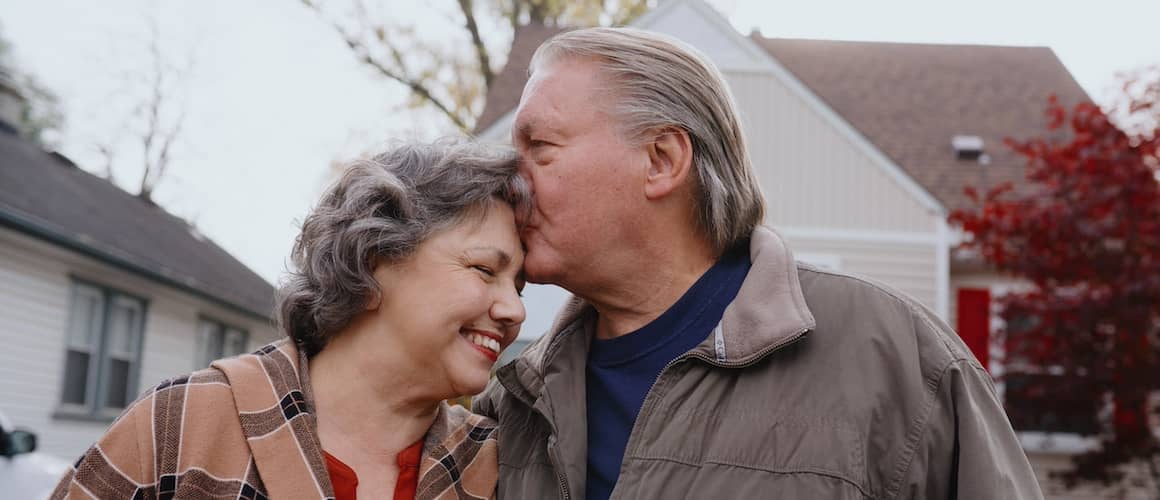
[0,227,278,459]
[727,71,936,232]
[781,230,939,311]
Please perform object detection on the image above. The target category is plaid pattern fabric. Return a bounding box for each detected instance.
[52,339,499,499]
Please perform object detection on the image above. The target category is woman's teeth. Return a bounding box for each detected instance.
[467,333,500,353]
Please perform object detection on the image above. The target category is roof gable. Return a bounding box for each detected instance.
[755,37,1090,211]
[0,131,275,320]
[633,0,767,73]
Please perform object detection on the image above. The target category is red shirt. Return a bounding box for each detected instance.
[325,440,424,500]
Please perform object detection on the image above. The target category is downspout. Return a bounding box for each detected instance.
[935,215,950,320]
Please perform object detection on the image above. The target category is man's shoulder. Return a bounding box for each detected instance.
[793,262,979,372]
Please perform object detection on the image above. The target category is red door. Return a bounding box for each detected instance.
[956,288,991,370]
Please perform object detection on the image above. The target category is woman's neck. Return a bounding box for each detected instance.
[307,330,439,463]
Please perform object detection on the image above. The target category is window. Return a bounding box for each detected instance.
[60,282,146,418]
[197,318,248,368]
[956,287,1099,436]
[1004,372,1101,435]
[1001,312,1101,435]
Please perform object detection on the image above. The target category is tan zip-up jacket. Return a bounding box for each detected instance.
[475,227,1042,499]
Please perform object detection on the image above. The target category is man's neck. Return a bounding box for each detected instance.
[583,235,718,340]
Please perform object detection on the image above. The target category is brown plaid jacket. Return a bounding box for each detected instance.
[51,339,499,499]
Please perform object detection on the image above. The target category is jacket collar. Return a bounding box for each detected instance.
[690,226,817,365]
[213,340,334,500]
[499,226,817,399]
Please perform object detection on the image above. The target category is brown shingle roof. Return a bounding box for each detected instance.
[474,28,1091,211]
[474,22,570,134]
[0,129,275,320]
[753,36,1090,211]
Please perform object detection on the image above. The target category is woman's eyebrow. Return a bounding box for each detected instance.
[467,247,512,268]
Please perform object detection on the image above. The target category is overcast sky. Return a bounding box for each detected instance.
[1,0,1157,338]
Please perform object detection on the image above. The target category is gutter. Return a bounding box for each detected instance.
[0,206,273,323]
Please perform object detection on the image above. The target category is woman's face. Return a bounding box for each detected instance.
[370,199,526,398]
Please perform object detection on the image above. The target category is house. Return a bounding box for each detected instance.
[0,75,279,461]
[475,0,1139,497]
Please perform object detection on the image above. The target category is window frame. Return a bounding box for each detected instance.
[977,284,1102,454]
[196,316,249,369]
[55,278,148,422]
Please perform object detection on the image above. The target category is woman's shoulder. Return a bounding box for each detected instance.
[426,401,499,454]
[418,402,500,498]
[127,340,297,436]
[439,400,498,432]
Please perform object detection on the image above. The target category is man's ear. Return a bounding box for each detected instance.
[644,127,694,200]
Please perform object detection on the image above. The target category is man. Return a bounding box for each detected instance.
[475,27,1043,499]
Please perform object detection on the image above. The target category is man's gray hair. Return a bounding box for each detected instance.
[276,138,530,356]
[531,27,765,253]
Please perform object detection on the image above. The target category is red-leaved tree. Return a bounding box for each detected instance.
[949,66,1160,492]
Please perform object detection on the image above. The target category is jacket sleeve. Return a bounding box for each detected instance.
[50,395,156,499]
[894,359,1045,500]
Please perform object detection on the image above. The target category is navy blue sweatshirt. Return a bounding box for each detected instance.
[585,247,751,500]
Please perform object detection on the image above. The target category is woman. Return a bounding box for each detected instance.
[52,139,529,500]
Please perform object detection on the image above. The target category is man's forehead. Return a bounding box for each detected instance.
[514,78,557,133]
[514,64,600,135]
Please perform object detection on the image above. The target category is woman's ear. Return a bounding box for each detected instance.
[366,262,389,311]
[644,127,694,200]
[365,289,382,311]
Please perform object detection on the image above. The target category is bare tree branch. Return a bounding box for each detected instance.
[611,0,652,25]
[94,144,117,182]
[132,12,191,203]
[300,0,471,132]
[301,0,655,133]
[138,22,165,201]
[457,0,494,89]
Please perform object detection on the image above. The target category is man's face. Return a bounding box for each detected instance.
[511,59,648,288]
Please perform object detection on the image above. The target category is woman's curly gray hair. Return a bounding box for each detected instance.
[276,138,530,356]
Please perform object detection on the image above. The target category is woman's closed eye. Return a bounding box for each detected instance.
[472,265,496,277]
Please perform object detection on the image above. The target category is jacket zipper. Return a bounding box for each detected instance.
[610,326,810,499]
[499,367,572,500]
[697,326,811,369]
[548,435,571,500]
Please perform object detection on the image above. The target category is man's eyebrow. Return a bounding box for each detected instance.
[515,118,537,139]
[516,116,564,139]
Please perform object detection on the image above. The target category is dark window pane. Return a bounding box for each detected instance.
[224,329,247,357]
[62,350,89,405]
[104,359,131,409]
[204,329,223,365]
[1004,372,1100,434]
